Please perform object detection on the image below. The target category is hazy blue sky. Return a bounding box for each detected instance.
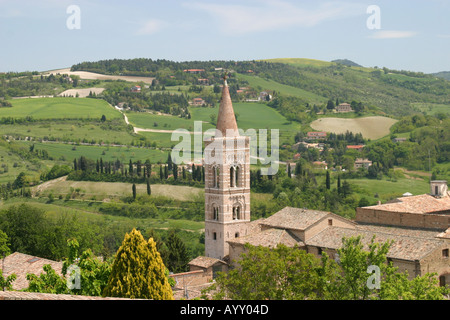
[0,0,449,73]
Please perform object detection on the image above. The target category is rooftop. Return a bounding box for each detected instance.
[306,226,445,261]
[228,227,304,248]
[364,193,450,214]
[188,256,227,269]
[259,207,331,231]
[215,76,239,137]
[1,252,63,291]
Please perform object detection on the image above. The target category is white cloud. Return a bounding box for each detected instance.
[136,19,167,35]
[186,0,366,35]
[368,30,417,39]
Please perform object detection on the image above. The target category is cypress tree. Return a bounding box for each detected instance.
[132,183,136,200]
[326,170,331,190]
[103,229,173,300]
[166,230,189,273]
[147,179,151,196]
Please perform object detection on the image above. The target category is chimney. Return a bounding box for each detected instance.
[430,180,448,198]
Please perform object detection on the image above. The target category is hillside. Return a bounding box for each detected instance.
[70,57,450,117]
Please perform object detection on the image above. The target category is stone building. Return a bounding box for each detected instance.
[189,75,450,290]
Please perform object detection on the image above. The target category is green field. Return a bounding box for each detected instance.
[17,141,169,163]
[237,73,327,104]
[4,97,122,120]
[0,198,205,232]
[349,177,430,203]
[1,121,134,145]
[261,58,333,68]
[412,103,450,115]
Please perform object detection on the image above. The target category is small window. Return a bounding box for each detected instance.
[235,232,239,238]
[439,276,446,287]
[328,219,333,226]
[213,232,217,240]
[443,249,449,258]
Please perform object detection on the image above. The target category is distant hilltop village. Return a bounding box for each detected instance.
[184,78,450,297]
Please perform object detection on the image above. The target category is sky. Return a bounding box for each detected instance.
[0,0,449,73]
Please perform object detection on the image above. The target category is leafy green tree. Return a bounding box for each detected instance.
[26,264,68,294]
[0,230,11,257]
[103,228,173,299]
[208,244,323,300]
[0,204,47,256]
[0,269,16,291]
[62,239,111,297]
[166,230,189,273]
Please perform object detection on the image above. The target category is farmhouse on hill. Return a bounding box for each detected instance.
[186,76,450,292]
[336,103,353,113]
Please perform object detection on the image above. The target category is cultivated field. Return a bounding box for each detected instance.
[44,68,155,84]
[310,116,397,140]
[58,87,105,98]
[3,97,121,120]
[33,178,204,202]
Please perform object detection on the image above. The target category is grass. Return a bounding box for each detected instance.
[34,179,204,202]
[16,141,170,163]
[4,97,122,120]
[0,197,205,232]
[237,73,327,104]
[1,121,135,145]
[348,177,430,204]
[412,103,450,115]
[260,58,332,68]
[128,102,302,146]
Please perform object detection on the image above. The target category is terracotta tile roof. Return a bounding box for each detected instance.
[259,207,330,231]
[0,291,134,300]
[365,193,450,214]
[306,226,445,261]
[228,227,304,248]
[188,256,226,269]
[1,252,64,291]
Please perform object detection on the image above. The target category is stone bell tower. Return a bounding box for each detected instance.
[203,75,251,261]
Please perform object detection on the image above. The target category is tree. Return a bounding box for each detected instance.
[326,99,335,110]
[101,115,106,122]
[0,230,11,258]
[325,170,331,190]
[132,183,137,200]
[146,178,151,196]
[208,244,323,300]
[0,204,47,256]
[103,228,173,299]
[166,230,189,273]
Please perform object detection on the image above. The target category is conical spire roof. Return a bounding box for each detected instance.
[216,75,239,137]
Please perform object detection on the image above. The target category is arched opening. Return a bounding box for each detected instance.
[213,166,220,188]
[235,166,240,187]
[230,166,235,187]
[232,205,241,220]
[213,206,219,221]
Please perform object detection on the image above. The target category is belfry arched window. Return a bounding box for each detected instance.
[213,206,219,221]
[212,165,220,188]
[230,165,240,188]
[232,205,241,220]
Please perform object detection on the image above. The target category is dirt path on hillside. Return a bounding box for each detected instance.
[32,175,67,196]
